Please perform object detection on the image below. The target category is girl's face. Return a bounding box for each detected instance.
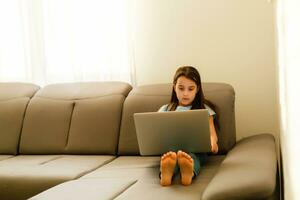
[174,76,198,106]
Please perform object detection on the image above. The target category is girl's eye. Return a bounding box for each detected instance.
[179,88,184,91]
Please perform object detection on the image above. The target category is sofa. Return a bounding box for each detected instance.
[0,82,279,200]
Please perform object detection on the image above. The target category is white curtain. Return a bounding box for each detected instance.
[0,0,135,86]
[0,1,27,81]
[277,1,300,200]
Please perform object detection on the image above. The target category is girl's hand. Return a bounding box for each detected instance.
[211,139,218,154]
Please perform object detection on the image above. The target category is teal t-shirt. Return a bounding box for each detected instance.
[158,104,216,116]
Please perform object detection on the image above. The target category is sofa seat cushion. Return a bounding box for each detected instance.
[30,155,225,200]
[0,155,115,200]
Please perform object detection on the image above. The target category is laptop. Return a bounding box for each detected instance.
[133,109,211,156]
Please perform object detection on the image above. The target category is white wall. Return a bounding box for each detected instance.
[132,0,279,141]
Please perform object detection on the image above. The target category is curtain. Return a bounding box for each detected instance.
[0,1,27,82]
[0,0,135,86]
[277,1,300,199]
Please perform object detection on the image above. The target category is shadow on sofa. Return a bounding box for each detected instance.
[0,82,279,200]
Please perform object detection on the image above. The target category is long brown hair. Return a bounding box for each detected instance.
[166,66,219,128]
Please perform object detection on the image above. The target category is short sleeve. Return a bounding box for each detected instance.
[158,104,168,112]
[204,104,216,116]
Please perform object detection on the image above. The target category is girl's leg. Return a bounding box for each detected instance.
[189,153,201,177]
[160,151,177,186]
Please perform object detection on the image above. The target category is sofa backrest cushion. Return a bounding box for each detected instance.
[0,83,40,155]
[19,82,132,155]
[118,83,236,155]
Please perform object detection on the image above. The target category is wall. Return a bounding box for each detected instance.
[131,0,279,141]
[276,0,300,199]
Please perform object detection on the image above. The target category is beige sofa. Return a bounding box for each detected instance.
[0,82,279,200]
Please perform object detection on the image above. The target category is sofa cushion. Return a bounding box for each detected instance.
[30,156,225,200]
[0,83,39,155]
[118,83,236,155]
[0,155,115,200]
[19,98,74,154]
[19,82,132,154]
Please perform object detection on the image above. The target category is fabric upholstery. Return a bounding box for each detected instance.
[118,83,236,155]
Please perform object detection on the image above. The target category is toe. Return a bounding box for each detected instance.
[171,152,176,159]
[177,150,183,157]
[182,151,189,158]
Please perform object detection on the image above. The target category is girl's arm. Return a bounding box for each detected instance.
[209,116,218,154]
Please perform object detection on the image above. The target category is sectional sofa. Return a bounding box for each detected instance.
[0,82,279,200]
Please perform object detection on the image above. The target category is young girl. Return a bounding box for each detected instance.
[158,66,219,186]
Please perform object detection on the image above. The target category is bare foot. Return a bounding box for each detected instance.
[177,150,194,186]
[160,151,177,186]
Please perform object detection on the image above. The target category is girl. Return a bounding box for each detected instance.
[158,66,219,186]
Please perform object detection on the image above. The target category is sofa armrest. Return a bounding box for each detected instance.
[202,134,277,200]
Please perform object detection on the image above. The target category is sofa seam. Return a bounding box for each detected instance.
[73,156,118,179]
[0,97,32,102]
[39,155,63,165]
[16,97,31,155]
[0,155,16,162]
[115,96,126,155]
[111,180,138,200]
[64,102,76,150]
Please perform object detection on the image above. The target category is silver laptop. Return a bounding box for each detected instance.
[133,109,211,156]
